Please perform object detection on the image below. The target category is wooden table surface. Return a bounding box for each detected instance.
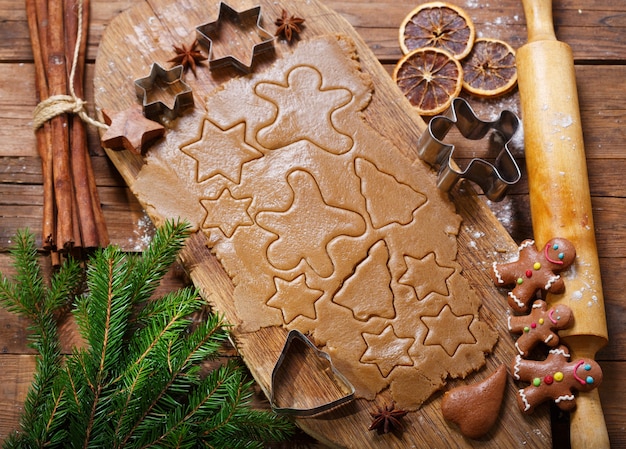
[0,0,624,447]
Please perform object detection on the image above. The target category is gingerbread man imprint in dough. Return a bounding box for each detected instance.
[508,300,574,357]
[511,345,602,414]
[491,237,576,313]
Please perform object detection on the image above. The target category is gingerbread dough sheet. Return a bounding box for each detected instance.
[132,35,497,409]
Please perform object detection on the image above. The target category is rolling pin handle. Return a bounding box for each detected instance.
[522,0,557,42]
[570,389,610,449]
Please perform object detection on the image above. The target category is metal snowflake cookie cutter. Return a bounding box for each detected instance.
[134,63,194,121]
[417,97,522,202]
[195,2,274,73]
[270,329,355,417]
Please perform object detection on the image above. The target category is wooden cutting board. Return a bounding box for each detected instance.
[93,0,551,446]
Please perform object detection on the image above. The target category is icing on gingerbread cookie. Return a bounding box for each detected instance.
[511,345,602,414]
[508,300,574,357]
[491,238,576,313]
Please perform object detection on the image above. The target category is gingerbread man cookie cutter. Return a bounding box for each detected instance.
[134,63,194,120]
[270,329,355,416]
[195,2,274,73]
[417,97,522,202]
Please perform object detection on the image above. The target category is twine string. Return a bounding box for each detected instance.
[32,0,108,131]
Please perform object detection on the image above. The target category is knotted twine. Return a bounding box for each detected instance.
[31,0,108,131]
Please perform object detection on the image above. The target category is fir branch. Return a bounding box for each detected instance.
[0,229,82,448]
[121,313,228,447]
[126,219,191,308]
[110,288,205,440]
[1,222,295,449]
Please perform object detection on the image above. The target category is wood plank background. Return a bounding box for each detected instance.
[0,0,625,447]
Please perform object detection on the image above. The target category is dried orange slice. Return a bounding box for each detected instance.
[399,2,475,60]
[393,47,463,116]
[461,38,517,97]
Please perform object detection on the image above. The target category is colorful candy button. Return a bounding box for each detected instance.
[544,375,554,385]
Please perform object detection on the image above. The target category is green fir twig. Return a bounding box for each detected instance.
[1,220,294,449]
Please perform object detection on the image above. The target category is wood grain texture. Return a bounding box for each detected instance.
[517,0,609,446]
[1,0,625,447]
[91,0,549,447]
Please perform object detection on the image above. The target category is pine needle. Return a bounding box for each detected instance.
[1,221,294,448]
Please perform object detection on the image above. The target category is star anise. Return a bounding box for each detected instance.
[274,9,305,43]
[368,402,408,434]
[168,40,207,76]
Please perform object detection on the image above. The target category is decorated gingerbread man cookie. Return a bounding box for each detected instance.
[511,345,602,414]
[491,238,576,313]
[508,300,574,357]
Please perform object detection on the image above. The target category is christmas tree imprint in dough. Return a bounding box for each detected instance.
[355,158,426,229]
[131,35,497,410]
[333,240,395,321]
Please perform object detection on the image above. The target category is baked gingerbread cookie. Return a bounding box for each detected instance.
[441,365,507,439]
[511,345,602,414]
[491,238,576,313]
[508,300,574,357]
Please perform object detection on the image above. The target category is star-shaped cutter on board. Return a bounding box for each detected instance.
[134,63,194,120]
[195,2,275,73]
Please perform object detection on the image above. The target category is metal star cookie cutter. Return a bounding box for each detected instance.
[417,97,522,202]
[270,329,355,417]
[134,63,194,121]
[195,2,274,73]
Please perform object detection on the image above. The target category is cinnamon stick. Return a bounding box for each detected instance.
[85,143,110,248]
[65,0,98,249]
[47,0,74,251]
[26,0,110,257]
[26,0,56,249]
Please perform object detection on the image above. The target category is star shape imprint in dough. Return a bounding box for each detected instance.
[181,120,261,184]
[101,105,165,154]
[421,305,476,357]
[360,324,414,378]
[256,170,365,277]
[200,188,252,237]
[266,274,323,324]
[399,252,455,300]
[255,66,353,154]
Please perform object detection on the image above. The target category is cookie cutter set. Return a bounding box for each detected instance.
[417,97,522,202]
[133,2,274,120]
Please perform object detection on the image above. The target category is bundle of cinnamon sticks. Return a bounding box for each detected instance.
[26,0,109,263]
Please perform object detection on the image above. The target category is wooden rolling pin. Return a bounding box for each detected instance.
[516,0,610,447]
